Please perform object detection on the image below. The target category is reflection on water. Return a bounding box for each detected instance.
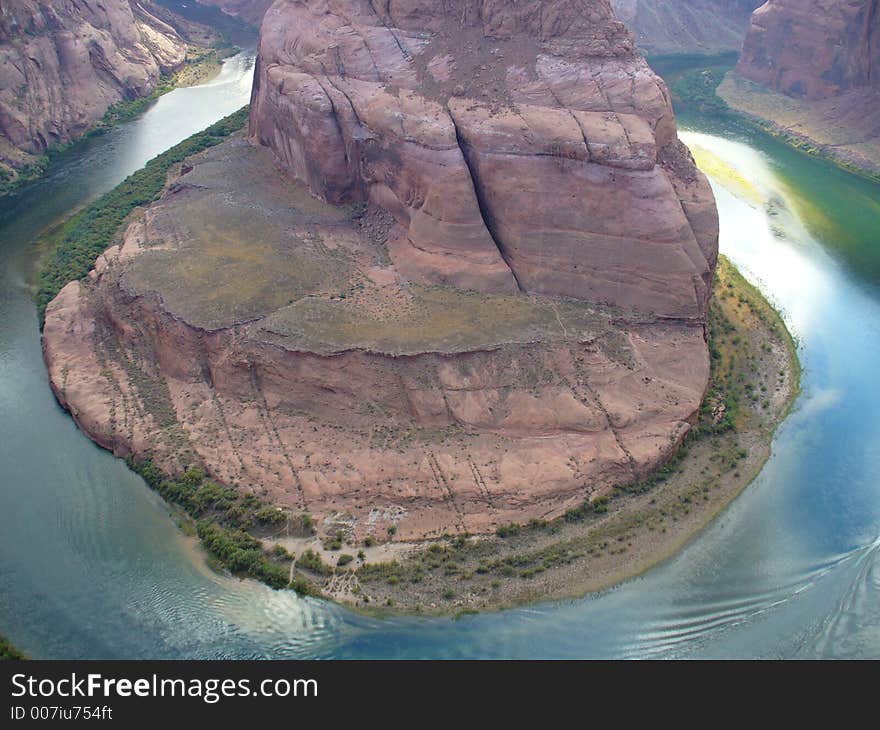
[1,57,879,658]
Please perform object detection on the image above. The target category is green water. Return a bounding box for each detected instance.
[0,52,878,658]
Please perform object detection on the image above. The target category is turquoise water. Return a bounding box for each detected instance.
[1,56,878,658]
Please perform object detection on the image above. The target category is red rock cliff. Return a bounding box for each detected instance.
[42,0,720,542]
[737,0,880,100]
[249,0,718,319]
[0,1,189,177]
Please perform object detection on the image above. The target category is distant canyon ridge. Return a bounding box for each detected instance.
[611,0,762,54]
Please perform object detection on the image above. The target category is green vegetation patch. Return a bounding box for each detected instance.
[35,106,250,324]
[0,634,26,661]
[121,138,358,330]
[128,459,321,597]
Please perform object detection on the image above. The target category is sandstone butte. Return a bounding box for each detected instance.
[722,0,880,176]
[0,0,211,178]
[43,0,719,543]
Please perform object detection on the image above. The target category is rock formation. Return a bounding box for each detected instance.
[250,0,717,318]
[611,0,761,54]
[43,0,719,542]
[0,1,203,182]
[721,0,880,175]
[737,0,879,101]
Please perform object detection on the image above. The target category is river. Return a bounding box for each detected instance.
[1,53,878,659]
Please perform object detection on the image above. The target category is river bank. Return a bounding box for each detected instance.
[649,53,880,185]
[1,42,239,200]
[303,255,801,615]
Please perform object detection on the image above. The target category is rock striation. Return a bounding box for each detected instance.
[250,0,717,319]
[44,0,719,542]
[0,1,195,179]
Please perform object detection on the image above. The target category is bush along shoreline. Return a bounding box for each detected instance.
[0,634,26,660]
[35,106,250,325]
[1,43,238,198]
[127,459,323,598]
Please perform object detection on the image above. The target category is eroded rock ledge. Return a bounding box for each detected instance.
[43,0,718,543]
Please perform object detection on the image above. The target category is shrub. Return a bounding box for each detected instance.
[297,549,332,576]
[496,523,520,538]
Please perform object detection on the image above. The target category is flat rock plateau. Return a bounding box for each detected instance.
[43,0,719,543]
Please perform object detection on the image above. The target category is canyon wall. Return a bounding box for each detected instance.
[0,1,190,180]
[721,0,880,176]
[737,0,879,100]
[611,0,761,54]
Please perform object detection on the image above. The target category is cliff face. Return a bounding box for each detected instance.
[251,0,717,319]
[43,0,719,542]
[737,0,879,100]
[0,0,188,176]
[720,0,880,177]
[611,0,761,54]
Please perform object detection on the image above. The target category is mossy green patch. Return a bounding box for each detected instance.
[35,107,249,324]
[0,634,26,660]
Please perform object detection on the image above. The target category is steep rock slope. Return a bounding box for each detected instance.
[251,0,717,318]
[44,0,719,541]
[0,1,190,180]
[721,0,880,175]
[737,0,879,100]
[611,0,761,54]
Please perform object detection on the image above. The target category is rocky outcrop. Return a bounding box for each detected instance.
[611,0,761,54]
[737,0,879,100]
[43,0,719,542]
[721,0,880,176]
[250,0,717,319]
[0,1,191,179]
